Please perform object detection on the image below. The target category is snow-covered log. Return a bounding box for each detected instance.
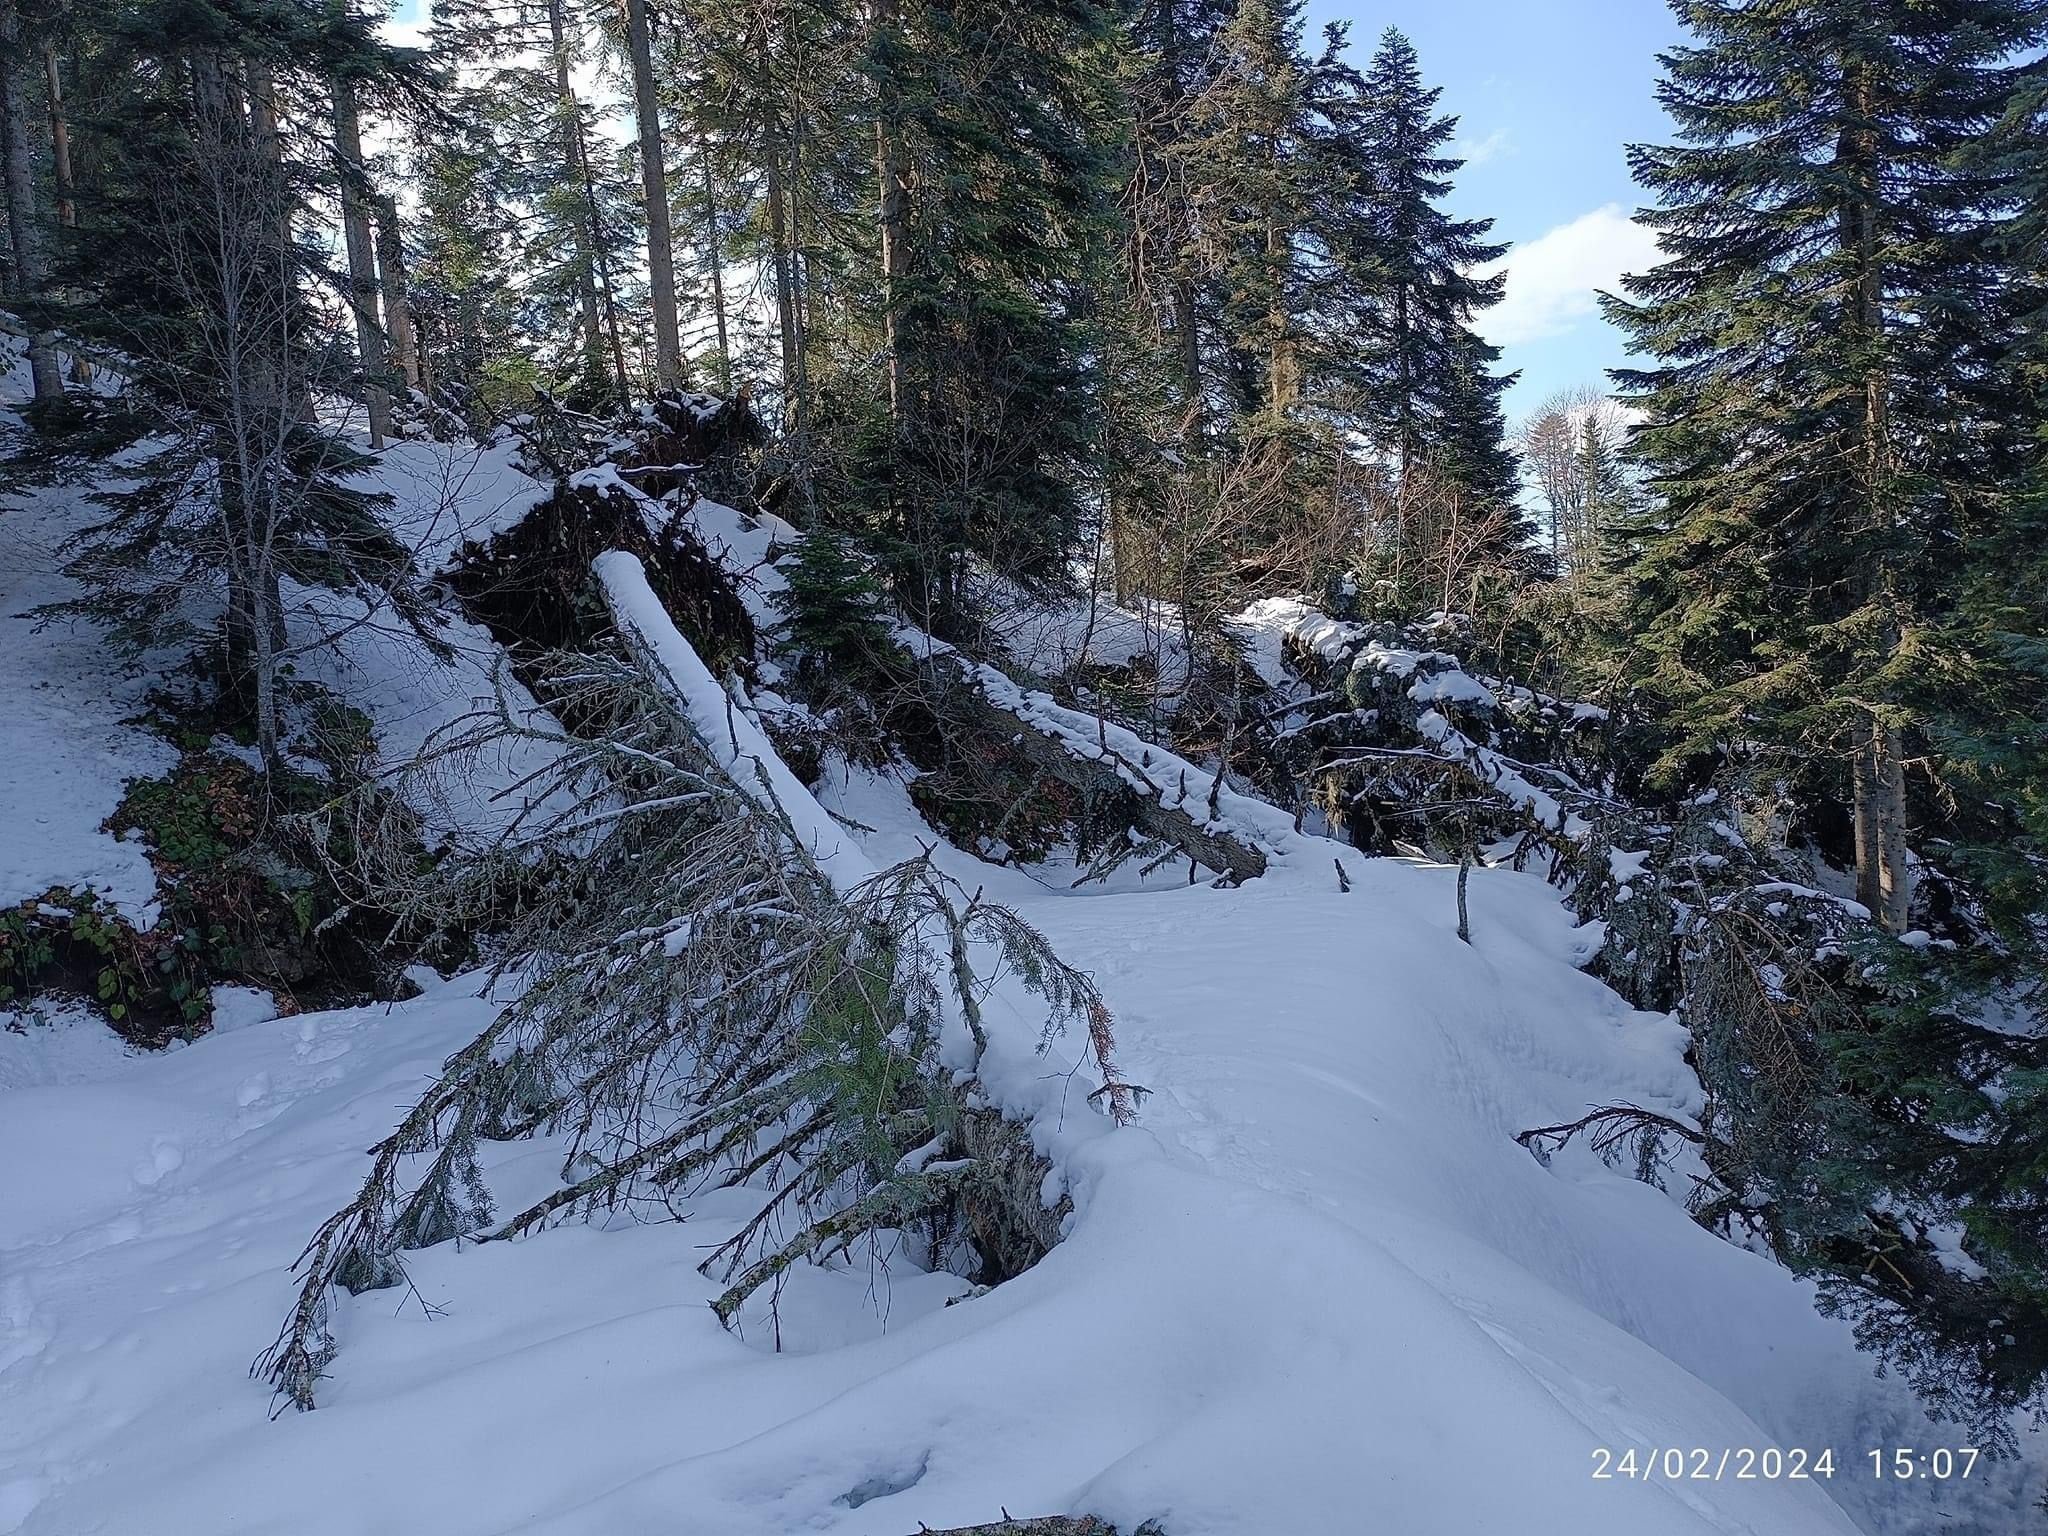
[881,639,1275,885]
[597,548,871,889]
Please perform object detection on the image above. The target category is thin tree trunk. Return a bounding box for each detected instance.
[373,194,418,391]
[1841,53,1910,934]
[547,0,629,400]
[243,62,312,420]
[872,0,908,425]
[1395,282,1413,483]
[1145,0,1201,433]
[765,151,801,419]
[545,0,610,398]
[1872,717,1911,932]
[624,0,683,389]
[699,137,732,394]
[1264,217,1294,419]
[40,45,72,228]
[194,49,291,760]
[331,76,390,446]
[1173,274,1202,426]
[1852,712,1882,913]
[40,41,93,385]
[0,5,64,402]
[581,149,631,400]
[1456,848,1472,943]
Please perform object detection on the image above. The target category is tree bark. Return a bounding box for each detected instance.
[576,117,631,401]
[373,194,419,391]
[1264,217,1294,418]
[889,648,1270,885]
[765,149,801,417]
[911,1520,1114,1536]
[1871,717,1910,931]
[1852,711,1881,914]
[245,62,318,422]
[1394,281,1413,483]
[331,76,390,446]
[40,44,72,228]
[1840,54,1910,934]
[624,0,683,389]
[871,0,909,425]
[191,51,293,763]
[0,4,64,402]
[40,42,92,385]
[699,136,732,394]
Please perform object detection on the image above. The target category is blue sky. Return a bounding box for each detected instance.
[1305,0,1684,421]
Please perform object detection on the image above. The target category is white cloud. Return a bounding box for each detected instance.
[1452,128,1511,168]
[1476,204,1661,348]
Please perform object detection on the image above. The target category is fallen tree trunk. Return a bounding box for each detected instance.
[885,645,1270,885]
[455,399,1274,887]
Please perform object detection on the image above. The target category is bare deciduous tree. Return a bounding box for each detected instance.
[1516,385,1631,583]
[57,66,432,770]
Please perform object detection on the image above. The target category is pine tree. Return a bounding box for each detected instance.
[857,0,1116,631]
[1348,28,1519,516]
[1609,0,2048,1439]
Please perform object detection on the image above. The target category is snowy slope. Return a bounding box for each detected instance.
[0,343,177,921]
[0,355,568,867]
[5,356,2043,1531]
[5,759,2041,1535]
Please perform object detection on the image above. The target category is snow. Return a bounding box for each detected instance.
[0,353,177,922]
[990,579,1195,701]
[287,581,573,848]
[4,768,2040,1535]
[0,357,571,875]
[6,351,2043,1531]
[367,431,553,576]
[596,549,870,886]
[1408,666,1498,709]
[1609,848,1652,883]
[1227,596,1322,689]
[1747,882,1873,922]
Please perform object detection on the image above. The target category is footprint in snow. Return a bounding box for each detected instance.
[131,1139,182,1188]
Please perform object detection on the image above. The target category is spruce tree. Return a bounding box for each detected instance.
[1183,0,1318,442]
[1609,0,2045,921]
[1348,28,1519,517]
[1609,0,2048,1438]
[409,124,529,417]
[857,0,1116,632]
[432,0,644,408]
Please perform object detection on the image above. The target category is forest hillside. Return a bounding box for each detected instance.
[2,0,2046,1531]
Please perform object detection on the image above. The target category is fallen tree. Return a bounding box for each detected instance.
[257,550,1137,1410]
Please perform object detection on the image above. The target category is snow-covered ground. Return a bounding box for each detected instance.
[4,763,2042,1534]
[0,347,177,922]
[5,348,2043,1534]
[0,349,567,867]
